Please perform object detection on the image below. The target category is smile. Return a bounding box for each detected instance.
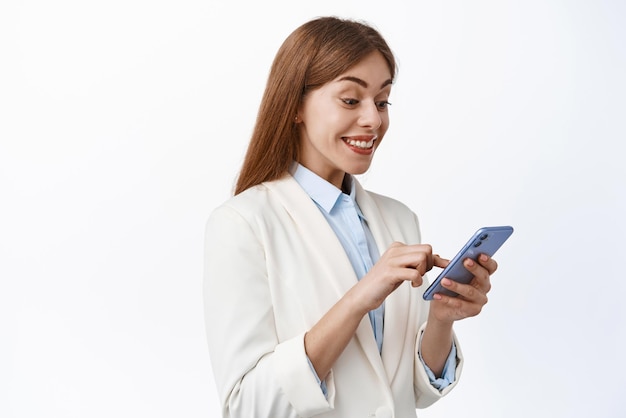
[342,137,375,150]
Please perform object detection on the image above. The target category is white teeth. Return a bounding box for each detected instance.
[346,138,374,149]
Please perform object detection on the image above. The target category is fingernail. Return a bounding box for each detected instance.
[465,259,474,267]
[433,294,442,300]
[442,278,452,286]
[480,254,489,262]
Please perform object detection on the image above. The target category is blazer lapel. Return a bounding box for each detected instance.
[263,175,358,300]
[265,175,393,388]
[355,180,411,385]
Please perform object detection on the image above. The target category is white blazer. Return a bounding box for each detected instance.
[204,174,463,418]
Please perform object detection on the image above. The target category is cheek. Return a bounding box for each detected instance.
[379,115,390,135]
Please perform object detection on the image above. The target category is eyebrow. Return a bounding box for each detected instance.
[337,76,393,89]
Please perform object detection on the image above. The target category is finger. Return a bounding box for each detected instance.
[387,265,424,287]
[415,252,433,276]
[463,258,492,293]
[403,244,433,274]
[410,271,423,288]
[440,278,488,305]
[433,254,449,269]
[386,244,433,275]
[432,292,484,319]
[477,254,498,275]
[421,244,434,272]
[390,266,423,288]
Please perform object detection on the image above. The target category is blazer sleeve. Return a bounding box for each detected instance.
[413,321,464,408]
[203,204,334,418]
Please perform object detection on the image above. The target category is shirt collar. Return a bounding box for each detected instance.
[290,162,362,216]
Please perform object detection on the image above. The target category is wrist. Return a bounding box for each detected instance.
[344,284,373,319]
[421,314,454,377]
[425,311,454,335]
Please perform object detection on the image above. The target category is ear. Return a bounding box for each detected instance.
[294,102,306,124]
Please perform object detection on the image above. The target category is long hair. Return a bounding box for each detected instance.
[234,16,397,195]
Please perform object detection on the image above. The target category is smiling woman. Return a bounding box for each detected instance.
[233,16,396,195]
[203,16,500,418]
[296,51,393,188]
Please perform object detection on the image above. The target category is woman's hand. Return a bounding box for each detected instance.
[306,241,442,381]
[429,253,499,323]
[420,253,498,376]
[349,242,446,314]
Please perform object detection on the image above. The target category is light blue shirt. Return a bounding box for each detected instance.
[291,163,457,394]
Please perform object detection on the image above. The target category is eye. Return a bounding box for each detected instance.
[341,98,359,106]
[376,100,391,110]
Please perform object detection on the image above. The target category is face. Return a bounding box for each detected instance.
[296,51,393,189]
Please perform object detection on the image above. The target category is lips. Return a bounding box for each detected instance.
[342,135,376,150]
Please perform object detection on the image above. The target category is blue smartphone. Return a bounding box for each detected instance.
[422,226,514,300]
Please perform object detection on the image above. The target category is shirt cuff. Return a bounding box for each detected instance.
[419,341,458,391]
[306,355,328,398]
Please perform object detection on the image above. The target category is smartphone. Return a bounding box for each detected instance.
[422,226,514,300]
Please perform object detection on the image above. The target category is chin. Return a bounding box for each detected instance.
[345,162,373,176]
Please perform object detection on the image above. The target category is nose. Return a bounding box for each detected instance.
[358,101,383,130]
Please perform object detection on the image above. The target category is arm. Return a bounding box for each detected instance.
[204,206,328,418]
[305,242,435,382]
[420,316,454,377]
[421,254,498,375]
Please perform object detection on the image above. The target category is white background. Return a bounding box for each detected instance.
[1,0,625,417]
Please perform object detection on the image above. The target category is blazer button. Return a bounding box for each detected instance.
[375,406,392,418]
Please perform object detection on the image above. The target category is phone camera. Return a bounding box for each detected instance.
[480,233,488,240]
[473,241,482,248]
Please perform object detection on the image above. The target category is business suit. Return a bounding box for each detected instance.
[204,174,463,418]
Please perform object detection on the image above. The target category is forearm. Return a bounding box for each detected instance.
[304,285,368,381]
[420,312,454,377]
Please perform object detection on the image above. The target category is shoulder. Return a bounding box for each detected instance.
[204,183,277,248]
[223,183,272,209]
[208,175,303,226]
[209,182,273,223]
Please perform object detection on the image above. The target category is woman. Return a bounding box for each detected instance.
[204,16,498,418]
